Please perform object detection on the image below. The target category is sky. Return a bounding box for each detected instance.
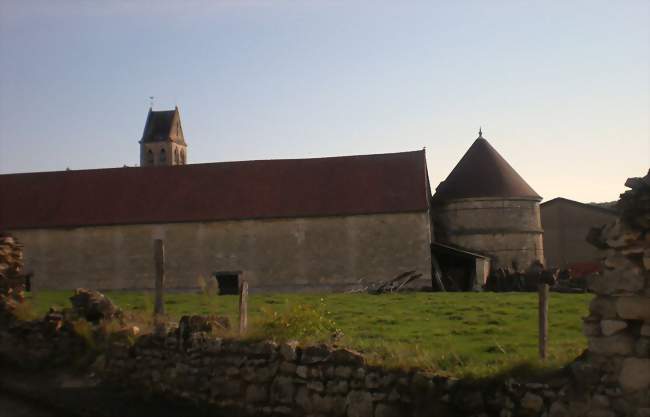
[0,0,648,203]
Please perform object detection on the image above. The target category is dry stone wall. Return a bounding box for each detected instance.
[567,170,650,417]
[103,333,573,417]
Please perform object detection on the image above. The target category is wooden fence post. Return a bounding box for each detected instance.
[153,239,165,316]
[538,282,549,360]
[239,280,249,335]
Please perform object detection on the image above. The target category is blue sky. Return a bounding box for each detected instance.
[0,0,648,203]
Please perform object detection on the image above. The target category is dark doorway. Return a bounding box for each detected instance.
[214,272,239,295]
[431,242,489,291]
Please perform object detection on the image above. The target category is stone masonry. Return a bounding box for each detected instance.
[570,170,650,417]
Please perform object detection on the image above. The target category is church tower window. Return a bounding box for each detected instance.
[159,149,167,164]
[147,149,154,166]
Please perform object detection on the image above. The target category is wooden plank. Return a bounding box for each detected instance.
[538,283,549,360]
[431,254,446,292]
[239,280,249,335]
[153,239,165,316]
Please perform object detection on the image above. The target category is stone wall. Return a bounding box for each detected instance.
[0,311,645,417]
[569,171,649,417]
[10,211,432,292]
[433,197,544,270]
[103,333,572,417]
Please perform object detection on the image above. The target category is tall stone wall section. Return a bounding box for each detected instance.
[434,197,544,270]
[576,171,649,417]
[11,211,432,292]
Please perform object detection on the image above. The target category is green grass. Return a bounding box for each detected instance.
[25,290,590,378]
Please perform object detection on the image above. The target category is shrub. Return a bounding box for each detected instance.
[255,299,341,343]
[9,300,38,321]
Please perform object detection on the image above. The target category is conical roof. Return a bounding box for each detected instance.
[433,131,540,201]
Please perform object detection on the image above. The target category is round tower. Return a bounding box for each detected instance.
[432,130,544,271]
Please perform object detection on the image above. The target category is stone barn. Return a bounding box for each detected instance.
[0,108,547,293]
[0,150,434,292]
[432,130,544,286]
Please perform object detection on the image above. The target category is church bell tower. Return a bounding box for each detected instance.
[139,106,187,167]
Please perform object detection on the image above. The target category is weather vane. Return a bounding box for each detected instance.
[149,96,155,109]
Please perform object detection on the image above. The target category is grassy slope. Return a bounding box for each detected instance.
[27,291,590,377]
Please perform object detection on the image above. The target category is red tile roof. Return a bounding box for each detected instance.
[0,150,429,230]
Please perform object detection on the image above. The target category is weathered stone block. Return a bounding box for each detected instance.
[641,323,650,337]
[301,345,330,364]
[279,340,298,362]
[279,361,297,375]
[587,410,616,417]
[272,405,292,415]
[636,337,650,357]
[520,392,544,416]
[588,333,635,356]
[375,402,402,417]
[307,381,325,393]
[296,365,308,379]
[616,296,650,321]
[250,340,277,357]
[295,386,311,413]
[365,372,381,389]
[600,319,628,336]
[589,296,618,319]
[582,318,601,337]
[270,376,295,404]
[346,390,373,417]
[335,365,353,379]
[328,348,365,366]
[619,358,650,391]
[591,394,610,409]
[588,267,645,294]
[219,379,242,397]
[311,393,345,416]
[245,384,268,403]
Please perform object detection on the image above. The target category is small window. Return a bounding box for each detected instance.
[174,149,180,165]
[147,149,154,165]
[159,148,167,164]
[213,272,240,295]
[181,149,186,164]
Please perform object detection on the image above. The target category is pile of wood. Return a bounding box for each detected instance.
[346,270,424,294]
[0,233,27,317]
[484,264,559,292]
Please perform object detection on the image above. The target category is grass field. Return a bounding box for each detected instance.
[25,290,591,377]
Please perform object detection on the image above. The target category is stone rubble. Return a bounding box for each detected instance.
[0,233,27,319]
[69,288,122,323]
[554,169,650,417]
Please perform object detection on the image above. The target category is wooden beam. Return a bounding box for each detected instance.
[538,282,549,360]
[239,279,249,335]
